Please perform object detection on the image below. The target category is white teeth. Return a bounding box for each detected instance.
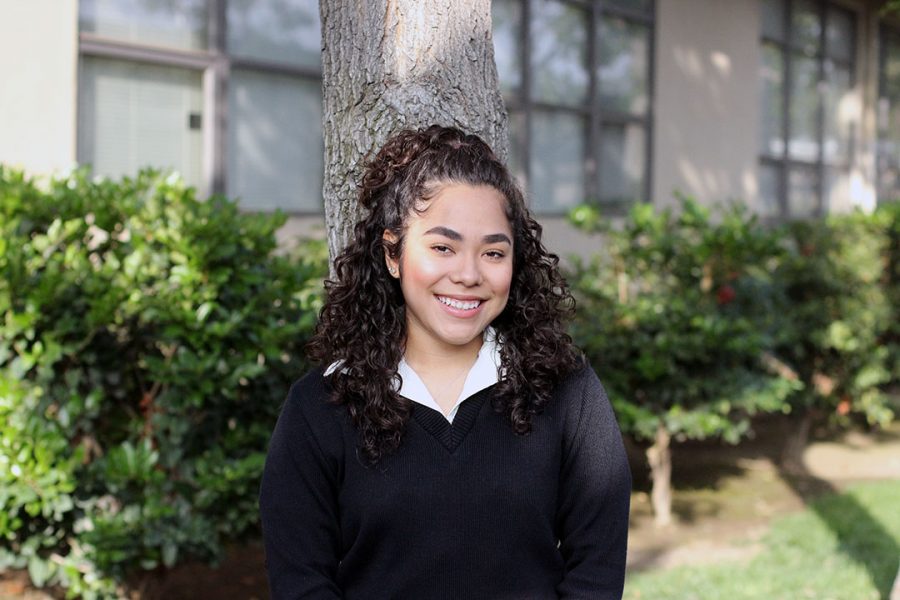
[437,296,481,310]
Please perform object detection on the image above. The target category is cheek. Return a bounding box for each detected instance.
[493,265,514,300]
[400,253,444,292]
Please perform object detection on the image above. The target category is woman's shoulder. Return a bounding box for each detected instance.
[553,354,603,397]
[547,355,612,420]
[280,365,345,425]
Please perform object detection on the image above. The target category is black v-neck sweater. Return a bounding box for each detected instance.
[259,362,631,599]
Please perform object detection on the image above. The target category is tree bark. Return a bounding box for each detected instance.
[781,410,813,474]
[320,0,509,267]
[646,423,673,527]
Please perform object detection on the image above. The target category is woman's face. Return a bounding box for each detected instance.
[384,183,514,358]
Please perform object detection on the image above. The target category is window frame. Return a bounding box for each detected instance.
[498,0,655,216]
[876,21,900,206]
[758,0,857,219]
[77,0,324,215]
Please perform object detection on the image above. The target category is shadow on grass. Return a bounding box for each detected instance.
[778,468,899,600]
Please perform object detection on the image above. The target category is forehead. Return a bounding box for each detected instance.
[408,183,512,235]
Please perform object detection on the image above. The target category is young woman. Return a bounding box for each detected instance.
[259,125,632,599]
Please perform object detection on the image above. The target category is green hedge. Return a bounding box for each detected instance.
[569,198,898,446]
[771,211,894,428]
[568,198,798,445]
[0,167,327,598]
[880,201,900,382]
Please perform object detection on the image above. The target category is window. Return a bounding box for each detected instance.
[77,0,323,213]
[492,0,654,214]
[878,25,900,204]
[758,0,856,218]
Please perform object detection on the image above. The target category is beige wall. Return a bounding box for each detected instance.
[653,0,762,211]
[0,0,78,175]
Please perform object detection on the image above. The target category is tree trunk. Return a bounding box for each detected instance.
[781,410,813,474]
[646,423,673,527]
[320,0,509,267]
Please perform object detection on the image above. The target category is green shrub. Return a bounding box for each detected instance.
[771,211,894,431]
[569,198,796,446]
[0,167,327,598]
[568,198,798,524]
[877,200,900,384]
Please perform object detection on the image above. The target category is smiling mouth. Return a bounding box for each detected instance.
[436,295,483,310]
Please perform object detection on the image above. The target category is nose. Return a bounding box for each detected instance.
[450,253,483,287]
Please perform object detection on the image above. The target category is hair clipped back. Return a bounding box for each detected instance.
[308,124,580,463]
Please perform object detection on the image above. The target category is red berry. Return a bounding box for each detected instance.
[716,285,736,305]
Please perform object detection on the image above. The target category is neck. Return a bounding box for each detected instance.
[404,334,483,377]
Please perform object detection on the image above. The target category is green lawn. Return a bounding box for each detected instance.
[624,480,900,600]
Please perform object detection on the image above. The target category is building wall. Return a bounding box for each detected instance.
[653,0,763,210]
[0,0,79,175]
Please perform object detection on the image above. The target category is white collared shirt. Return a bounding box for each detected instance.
[324,327,502,424]
[397,327,501,423]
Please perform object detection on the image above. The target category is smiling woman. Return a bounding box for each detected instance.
[259,125,632,600]
[383,183,513,414]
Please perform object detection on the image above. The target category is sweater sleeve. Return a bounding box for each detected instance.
[555,365,632,600]
[259,377,344,600]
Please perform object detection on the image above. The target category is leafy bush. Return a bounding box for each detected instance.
[0,167,327,597]
[569,198,796,445]
[770,211,894,447]
[878,200,900,384]
[568,198,798,524]
[569,196,898,522]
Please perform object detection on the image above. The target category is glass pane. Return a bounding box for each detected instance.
[227,0,320,69]
[529,111,586,211]
[598,122,645,205]
[507,110,527,188]
[604,0,651,12]
[758,162,783,217]
[227,70,323,212]
[878,100,900,201]
[597,17,649,114]
[79,0,207,50]
[531,2,589,106]
[824,167,848,213]
[761,0,785,41]
[879,32,900,203]
[78,56,203,188]
[792,0,821,56]
[788,53,820,162]
[788,166,819,217]
[823,61,853,164]
[877,133,900,202]
[825,6,854,63]
[883,34,900,102]
[492,0,522,97]
[759,43,784,156]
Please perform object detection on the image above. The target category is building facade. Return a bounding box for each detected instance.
[1,0,898,253]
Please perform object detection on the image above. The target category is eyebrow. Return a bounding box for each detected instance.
[424,226,512,245]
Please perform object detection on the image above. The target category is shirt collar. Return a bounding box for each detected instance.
[396,327,501,422]
[324,327,503,423]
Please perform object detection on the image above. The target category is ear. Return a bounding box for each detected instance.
[382,229,400,278]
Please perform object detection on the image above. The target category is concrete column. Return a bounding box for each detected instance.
[653,0,762,211]
[0,0,79,175]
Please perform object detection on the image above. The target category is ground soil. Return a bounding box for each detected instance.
[3,415,899,600]
[626,415,900,573]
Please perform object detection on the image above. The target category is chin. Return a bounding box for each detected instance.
[437,326,485,347]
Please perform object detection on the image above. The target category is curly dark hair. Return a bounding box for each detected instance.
[307,124,581,462]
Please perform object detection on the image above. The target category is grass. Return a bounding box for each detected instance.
[624,480,900,600]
